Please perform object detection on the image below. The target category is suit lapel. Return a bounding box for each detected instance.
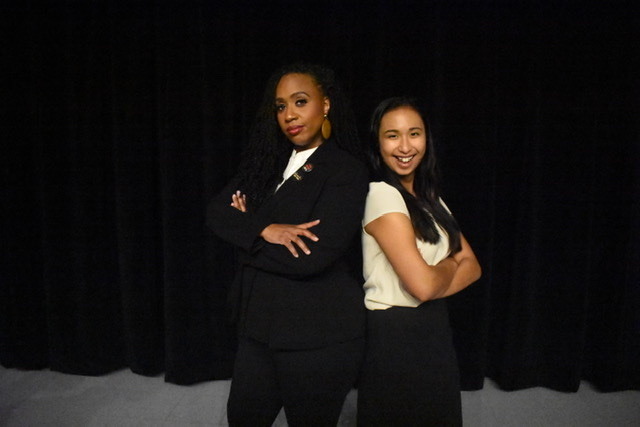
[272,142,333,196]
[256,142,338,221]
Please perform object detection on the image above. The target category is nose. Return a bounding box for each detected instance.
[285,107,297,122]
[398,135,411,153]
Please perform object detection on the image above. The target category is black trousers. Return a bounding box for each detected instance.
[227,336,365,427]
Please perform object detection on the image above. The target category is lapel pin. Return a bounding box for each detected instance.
[293,163,314,181]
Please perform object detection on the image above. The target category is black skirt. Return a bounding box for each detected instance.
[357,299,462,426]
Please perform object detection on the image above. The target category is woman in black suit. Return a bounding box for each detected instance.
[207,63,368,426]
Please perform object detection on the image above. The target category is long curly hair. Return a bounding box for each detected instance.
[368,96,461,254]
[235,63,362,209]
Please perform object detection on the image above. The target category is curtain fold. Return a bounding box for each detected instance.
[1,1,637,391]
[110,4,165,376]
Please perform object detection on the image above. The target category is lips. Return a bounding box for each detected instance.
[287,125,303,136]
[394,155,416,167]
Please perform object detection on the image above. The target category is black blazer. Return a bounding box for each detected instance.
[207,142,368,349]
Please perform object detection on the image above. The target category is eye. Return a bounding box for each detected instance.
[295,98,308,107]
[275,103,285,112]
[410,131,421,137]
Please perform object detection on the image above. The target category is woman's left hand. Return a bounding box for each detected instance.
[230,191,247,212]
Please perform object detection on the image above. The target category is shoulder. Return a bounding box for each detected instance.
[318,141,363,164]
[315,142,368,180]
[368,181,401,198]
[364,181,409,225]
[367,182,408,208]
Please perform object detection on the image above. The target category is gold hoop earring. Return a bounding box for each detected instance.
[321,114,332,140]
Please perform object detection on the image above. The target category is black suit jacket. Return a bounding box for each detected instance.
[207,142,369,349]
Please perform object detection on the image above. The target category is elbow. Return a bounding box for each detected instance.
[414,291,435,304]
[405,279,447,303]
[471,260,482,284]
[459,256,482,288]
[458,261,482,294]
[459,259,482,290]
[408,289,432,304]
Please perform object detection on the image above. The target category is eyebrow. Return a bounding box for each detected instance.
[383,127,423,133]
[275,91,310,102]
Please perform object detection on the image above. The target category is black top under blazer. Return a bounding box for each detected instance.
[207,141,369,350]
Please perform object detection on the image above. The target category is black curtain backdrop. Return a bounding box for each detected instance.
[2,1,638,392]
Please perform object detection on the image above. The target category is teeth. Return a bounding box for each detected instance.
[397,156,413,163]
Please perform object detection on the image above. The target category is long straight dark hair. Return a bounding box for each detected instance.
[368,97,461,254]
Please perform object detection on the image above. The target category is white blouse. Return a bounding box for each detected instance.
[362,181,451,310]
[275,147,319,192]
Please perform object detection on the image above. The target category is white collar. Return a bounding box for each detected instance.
[275,147,319,191]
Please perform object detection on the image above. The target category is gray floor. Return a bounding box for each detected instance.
[1,366,638,426]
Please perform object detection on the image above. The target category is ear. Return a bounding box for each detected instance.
[323,97,330,115]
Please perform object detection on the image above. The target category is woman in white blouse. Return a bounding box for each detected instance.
[358,97,481,426]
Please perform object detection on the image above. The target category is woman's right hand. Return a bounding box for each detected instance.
[260,220,321,258]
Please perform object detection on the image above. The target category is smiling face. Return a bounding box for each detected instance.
[378,106,427,194]
[275,73,330,152]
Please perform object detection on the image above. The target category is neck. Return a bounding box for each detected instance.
[293,139,324,153]
[399,177,415,196]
